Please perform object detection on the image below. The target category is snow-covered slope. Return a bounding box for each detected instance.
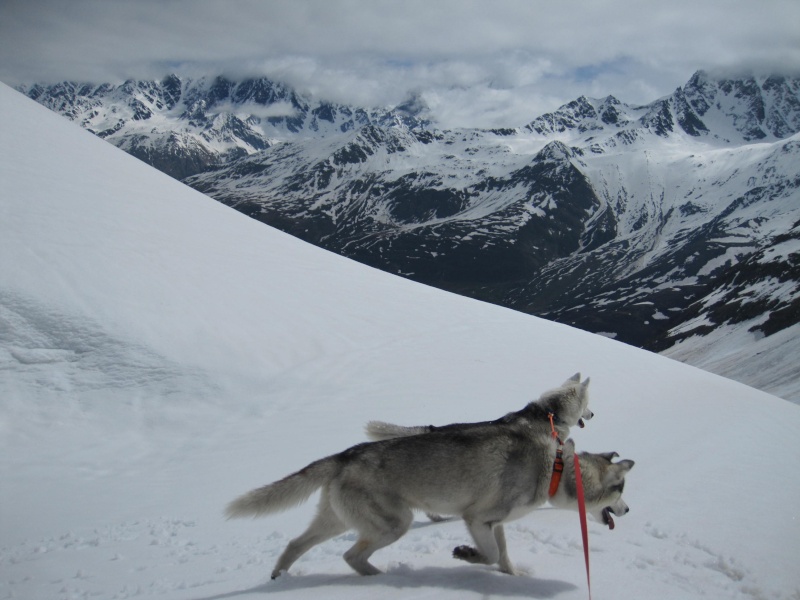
[2,83,799,600]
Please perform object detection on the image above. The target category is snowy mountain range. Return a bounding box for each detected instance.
[19,71,800,401]
[20,75,427,179]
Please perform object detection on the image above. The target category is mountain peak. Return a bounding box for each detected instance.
[678,69,800,141]
[393,91,428,117]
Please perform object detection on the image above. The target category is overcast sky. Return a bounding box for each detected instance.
[2,0,799,127]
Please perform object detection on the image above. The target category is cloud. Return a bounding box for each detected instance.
[208,100,299,120]
[2,0,799,127]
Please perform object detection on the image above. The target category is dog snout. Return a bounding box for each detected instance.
[610,500,629,516]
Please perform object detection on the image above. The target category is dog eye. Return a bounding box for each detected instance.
[610,481,625,494]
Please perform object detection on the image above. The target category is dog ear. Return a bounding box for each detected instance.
[563,373,581,385]
[614,459,635,472]
[581,377,591,390]
[603,459,635,486]
[599,451,620,462]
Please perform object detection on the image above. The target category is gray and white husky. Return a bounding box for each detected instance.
[225,376,633,578]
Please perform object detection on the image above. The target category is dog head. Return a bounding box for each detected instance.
[552,442,634,530]
[538,373,594,430]
[579,450,634,530]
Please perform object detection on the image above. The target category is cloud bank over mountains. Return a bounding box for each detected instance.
[2,0,799,127]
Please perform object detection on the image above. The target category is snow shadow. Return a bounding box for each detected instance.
[190,566,578,599]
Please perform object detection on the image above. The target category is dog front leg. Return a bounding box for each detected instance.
[493,525,517,575]
[454,520,500,566]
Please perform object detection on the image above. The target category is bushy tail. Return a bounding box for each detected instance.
[364,420,433,441]
[225,456,338,519]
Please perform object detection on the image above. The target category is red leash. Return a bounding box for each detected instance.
[573,453,592,600]
[548,413,591,599]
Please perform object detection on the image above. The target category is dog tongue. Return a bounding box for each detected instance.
[602,508,615,530]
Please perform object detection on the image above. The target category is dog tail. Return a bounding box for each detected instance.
[225,456,338,519]
[364,420,433,441]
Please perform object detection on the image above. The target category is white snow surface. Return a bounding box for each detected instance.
[2,83,799,600]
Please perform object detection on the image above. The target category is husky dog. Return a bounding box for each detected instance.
[226,405,633,578]
[365,373,593,445]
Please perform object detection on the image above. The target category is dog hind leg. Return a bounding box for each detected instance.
[330,483,415,576]
[271,489,347,579]
[341,508,414,575]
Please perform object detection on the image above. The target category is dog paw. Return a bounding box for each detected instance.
[498,562,518,576]
[453,545,483,563]
[426,512,450,522]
